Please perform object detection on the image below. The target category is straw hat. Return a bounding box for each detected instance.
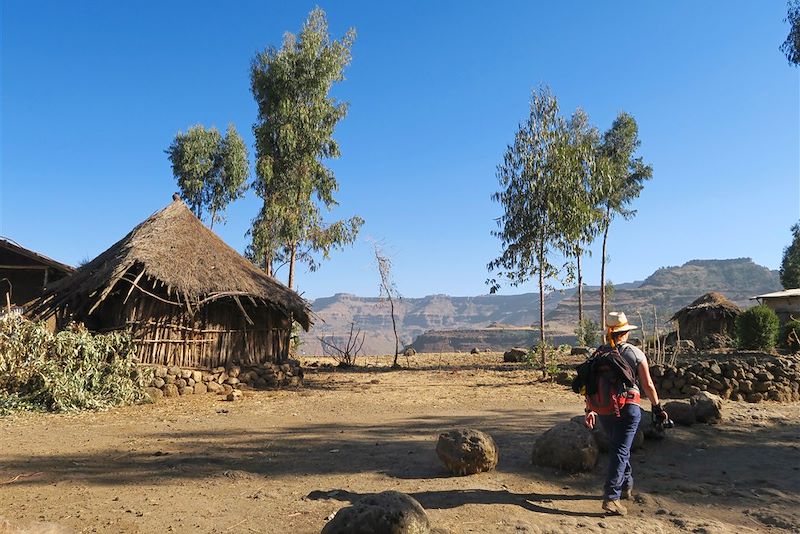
[607,312,638,334]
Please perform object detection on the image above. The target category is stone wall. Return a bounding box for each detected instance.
[650,353,800,403]
[142,361,302,400]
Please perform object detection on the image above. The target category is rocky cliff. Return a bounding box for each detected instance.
[300,258,781,355]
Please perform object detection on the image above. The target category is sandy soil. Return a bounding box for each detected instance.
[0,353,798,534]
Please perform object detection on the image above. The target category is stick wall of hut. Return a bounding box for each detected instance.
[86,279,293,368]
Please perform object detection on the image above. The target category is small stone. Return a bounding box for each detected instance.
[145,387,163,402]
[193,382,208,395]
[163,384,179,397]
[179,369,192,379]
[191,370,203,383]
[226,389,243,401]
[227,365,241,378]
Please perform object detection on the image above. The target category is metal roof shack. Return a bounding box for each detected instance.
[751,289,800,323]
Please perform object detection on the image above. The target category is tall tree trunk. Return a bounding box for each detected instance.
[210,207,216,230]
[600,209,611,342]
[287,180,303,290]
[538,261,545,370]
[288,244,297,289]
[577,250,583,325]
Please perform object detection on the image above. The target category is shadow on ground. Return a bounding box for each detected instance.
[306,488,606,518]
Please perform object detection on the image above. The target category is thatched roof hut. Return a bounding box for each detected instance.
[670,292,741,349]
[28,198,311,368]
[1,237,74,309]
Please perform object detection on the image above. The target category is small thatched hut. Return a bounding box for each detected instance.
[670,292,741,349]
[0,237,74,308]
[28,198,311,368]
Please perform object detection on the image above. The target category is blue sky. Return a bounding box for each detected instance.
[2,1,798,300]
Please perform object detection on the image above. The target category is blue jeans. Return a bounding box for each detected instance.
[598,403,641,500]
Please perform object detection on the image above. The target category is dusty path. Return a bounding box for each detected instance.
[0,354,798,533]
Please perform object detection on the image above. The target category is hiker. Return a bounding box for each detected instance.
[583,311,669,516]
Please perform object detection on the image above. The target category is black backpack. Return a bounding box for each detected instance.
[572,344,638,415]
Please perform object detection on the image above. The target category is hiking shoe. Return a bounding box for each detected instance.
[602,499,628,516]
[621,485,633,500]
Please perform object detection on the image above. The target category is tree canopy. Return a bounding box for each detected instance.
[780,221,800,288]
[249,8,363,287]
[782,0,800,65]
[488,87,576,361]
[595,112,653,330]
[166,124,248,228]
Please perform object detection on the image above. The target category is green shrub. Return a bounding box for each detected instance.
[0,317,151,415]
[735,305,779,350]
[574,318,600,347]
[526,341,567,376]
[781,318,800,352]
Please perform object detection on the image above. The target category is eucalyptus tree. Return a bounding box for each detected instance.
[250,8,363,286]
[166,125,249,229]
[560,109,604,326]
[780,221,800,288]
[488,87,574,367]
[782,0,800,65]
[596,113,653,331]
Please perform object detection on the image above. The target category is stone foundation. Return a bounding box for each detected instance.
[650,353,800,403]
[142,360,303,398]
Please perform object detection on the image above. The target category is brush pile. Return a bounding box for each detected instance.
[0,316,151,414]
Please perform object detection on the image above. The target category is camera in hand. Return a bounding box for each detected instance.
[651,411,674,431]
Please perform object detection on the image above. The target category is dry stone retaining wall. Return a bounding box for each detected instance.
[650,353,800,403]
[142,361,302,400]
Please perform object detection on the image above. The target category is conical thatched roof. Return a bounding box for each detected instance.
[670,291,741,322]
[28,199,311,329]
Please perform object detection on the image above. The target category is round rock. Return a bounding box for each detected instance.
[664,401,696,426]
[503,348,528,362]
[321,491,431,534]
[691,391,722,424]
[531,421,598,472]
[436,429,498,476]
[569,415,645,451]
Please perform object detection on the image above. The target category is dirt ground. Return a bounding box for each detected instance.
[0,353,798,534]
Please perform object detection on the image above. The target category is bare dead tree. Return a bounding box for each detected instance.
[319,322,365,367]
[374,243,401,367]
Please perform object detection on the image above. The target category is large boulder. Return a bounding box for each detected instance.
[321,491,431,534]
[691,391,723,424]
[531,421,598,472]
[436,429,498,476]
[503,348,528,362]
[664,401,695,426]
[639,410,666,440]
[569,415,644,452]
